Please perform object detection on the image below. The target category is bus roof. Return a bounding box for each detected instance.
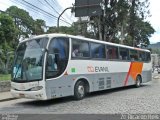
[21,33,150,53]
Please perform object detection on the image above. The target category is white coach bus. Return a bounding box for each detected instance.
[11,34,152,100]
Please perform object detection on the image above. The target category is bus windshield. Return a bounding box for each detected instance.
[12,38,48,82]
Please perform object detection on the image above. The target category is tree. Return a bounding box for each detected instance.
[86,0,155,46]
[128,0,152,46]
[0,13,18,47]
[47,26,58,33]
[0,13,18,73]
[151,48,160,55]
[6,6,35,39]
[134,18,155,45]
[33,19,46,35]
[47,26,76,34]
[47,23,80,35]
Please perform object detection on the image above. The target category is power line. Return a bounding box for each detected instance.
[7,0,72,26]
[44,0,60,16]
[21,0,58,19]
[10,0,54,18]
[37,0,56,13]
[49,0,74,23]
[10,0,57,23]
[43,0,74,25]
[20,0,72,25]
[51,0,56,4]
[43,0,69,23]
[50,0,63,11]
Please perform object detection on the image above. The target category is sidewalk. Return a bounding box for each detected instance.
[0,91,17,102]
[152,72,160,79]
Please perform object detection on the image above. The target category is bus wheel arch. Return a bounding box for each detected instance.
[135,74,142,88]
[74,78,90,100]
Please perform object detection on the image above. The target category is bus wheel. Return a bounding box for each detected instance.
[74,81,86,100]
[135,76,142,88]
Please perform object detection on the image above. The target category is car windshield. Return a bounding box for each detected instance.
[12,37,48,82]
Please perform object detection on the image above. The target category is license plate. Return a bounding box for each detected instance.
[19,93,25,97]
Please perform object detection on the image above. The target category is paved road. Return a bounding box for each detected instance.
[0,74,160,114]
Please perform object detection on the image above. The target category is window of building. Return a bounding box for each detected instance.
[91,42,106,59]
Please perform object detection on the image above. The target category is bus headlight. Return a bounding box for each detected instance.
[30,86,43,91]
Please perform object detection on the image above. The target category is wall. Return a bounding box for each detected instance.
[0,81,10,92]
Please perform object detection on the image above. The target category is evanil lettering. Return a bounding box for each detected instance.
[95,66,109,72]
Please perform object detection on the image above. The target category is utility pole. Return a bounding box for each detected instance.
[130,0,136,47]
[98,16,103,40]
[99,0,106,41]
[57,7,72,32]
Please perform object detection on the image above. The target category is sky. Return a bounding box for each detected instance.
[0,0,159,44]
[147,0,160,44]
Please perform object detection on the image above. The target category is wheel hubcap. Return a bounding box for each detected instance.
[137,79,140,86]
[78,85,84,96]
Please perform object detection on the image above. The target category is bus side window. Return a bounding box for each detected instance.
[139,51,146,61]
[107,49,113,59]
[129,49,138,61]
[107,45,119,60]
[119,47,129,60]
[91,42,105,59]
[146,52,151,62]
[72,39,90,58]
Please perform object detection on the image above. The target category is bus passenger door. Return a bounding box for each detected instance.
[46,37,69,79]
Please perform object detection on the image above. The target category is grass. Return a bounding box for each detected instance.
[0,74,11,81]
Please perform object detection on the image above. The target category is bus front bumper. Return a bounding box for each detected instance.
[10,89,47,100]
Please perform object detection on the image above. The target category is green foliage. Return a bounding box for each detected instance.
[0,13,18,47]
[151,48,160,55]
[0,6,48,74]
[0,74,11,81]
[47,26,57,33]
[0,2,156,75]
[0,13,17,74]
[47,24,79,35]
[84,0,155,47]
[134,19,155,45]
[33,19,46,35]
[127,0,154,46]
[6,6,35,38]
[123,35,133,46]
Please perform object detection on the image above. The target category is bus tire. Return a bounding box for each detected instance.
[135,75,142,88]
[74,81,86,100]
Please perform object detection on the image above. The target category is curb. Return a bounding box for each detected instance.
[0,97,18,102]
[153,77,160,79]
